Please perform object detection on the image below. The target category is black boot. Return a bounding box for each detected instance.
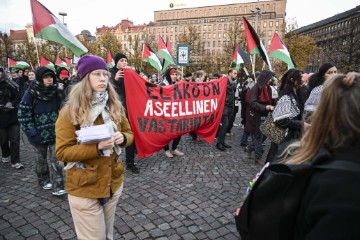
[223,142,232,148]
[216,143,226,151]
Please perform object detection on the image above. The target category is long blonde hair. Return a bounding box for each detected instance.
[61,74,124,125]
[285,73,360,164]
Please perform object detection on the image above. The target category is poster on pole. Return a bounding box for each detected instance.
[176,44,190,66]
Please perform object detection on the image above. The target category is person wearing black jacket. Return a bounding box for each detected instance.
[0,67,23,169]
[215,68,237,151]
[110,53,139,174]
[283,72,360,239]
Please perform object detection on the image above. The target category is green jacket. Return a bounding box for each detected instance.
[55,108,133,198]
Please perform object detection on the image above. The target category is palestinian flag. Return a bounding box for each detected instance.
[55,56,68,69]
[166,36,172,53]
[231,43,250,70]
[268,33,296,68]
[107,49,115,68]
[64,57,73,68]
[243,17,272,70]
[157,35,175,64]
[142,44,162,71]
[8,58,30,69]
[30,0,88,57]
[40,55,55,71]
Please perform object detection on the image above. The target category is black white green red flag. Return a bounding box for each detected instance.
[267,33,296,68]
[107,49,115,68]
[231,43,250,70]
[8,58,30,69]
[243,17,272,70]
[142,44,162,71]
[40,55,55,71]
[30,0,88,57]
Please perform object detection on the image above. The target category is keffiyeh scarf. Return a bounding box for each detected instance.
[273,95,300,122]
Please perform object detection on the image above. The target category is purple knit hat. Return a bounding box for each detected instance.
[77,55,108,80]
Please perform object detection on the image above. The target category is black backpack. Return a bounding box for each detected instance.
[235,156,360,240]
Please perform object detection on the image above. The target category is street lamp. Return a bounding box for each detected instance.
[58,12,68,56]
[58,12,67,27]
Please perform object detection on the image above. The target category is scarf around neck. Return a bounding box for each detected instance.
[28,80,59,101]
[82,91,121,156]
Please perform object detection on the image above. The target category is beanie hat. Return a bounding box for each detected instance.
[318,62,335,77]
[59,69,69,79]
[114,53,127,67]
[35,67,55,84]
[77,55,108,80]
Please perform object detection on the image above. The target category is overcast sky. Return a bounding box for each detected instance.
[0,0,358,35]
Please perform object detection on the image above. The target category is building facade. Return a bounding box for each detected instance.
[293,5,360,73]
[148,0,287,56]
[95,0,287,58]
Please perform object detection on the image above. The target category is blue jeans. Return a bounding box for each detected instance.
[0,124,20,164]
[240,130,250,145]
[248,131,265,159]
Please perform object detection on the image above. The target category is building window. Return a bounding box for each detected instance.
[209,25,212,30]
[218,40,221,47]
[263,22,267,28]
[214,33,216,38]
[204,25,207,30]
[212,49,215,55]
[208,41,210,47]
[218,33,221,38]
[275,21,279,27]
[268,30,272,37]
[218,24,222,30]
[203,33,206,39]
[269,21,273,27]
[213,41,216,47]
[175,27,177,32]
[208,33,211,38]
[224,24,227,30]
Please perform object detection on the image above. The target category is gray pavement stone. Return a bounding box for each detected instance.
[0,115,266,239]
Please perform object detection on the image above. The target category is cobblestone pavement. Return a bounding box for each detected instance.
[0,120,266,240]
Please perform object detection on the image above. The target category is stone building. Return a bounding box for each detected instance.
[293,5,360,73]
[95,0,287,57]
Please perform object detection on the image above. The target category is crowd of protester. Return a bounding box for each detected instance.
[1,54,359,239]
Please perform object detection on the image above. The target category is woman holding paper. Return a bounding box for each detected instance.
[55,55,133,240]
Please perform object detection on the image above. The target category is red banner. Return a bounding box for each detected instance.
[124,69,227,158]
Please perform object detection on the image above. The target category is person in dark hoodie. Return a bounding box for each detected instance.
[18,67,65,195]
[244,70,275,163]
[110,53,139,174]
[160,67,185,158]
[0,67,23,169]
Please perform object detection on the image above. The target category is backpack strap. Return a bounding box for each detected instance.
[315,160,360,174]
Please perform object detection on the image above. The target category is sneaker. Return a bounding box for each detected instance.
[11,163,24,169]
[52,190,66,196]
[42,183,53,190]
[126,164,140,174]
[244,147,253,158]
[2,157,10,163]
[165,150,174,158]
[170,149,184,156]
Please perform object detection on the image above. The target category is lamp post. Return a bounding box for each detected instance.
[58,12,68,57]
[58,12,67,27]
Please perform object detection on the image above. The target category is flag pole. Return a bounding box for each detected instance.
[33,37,40,67]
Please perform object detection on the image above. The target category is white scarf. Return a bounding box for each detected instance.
[83,92,121,156]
